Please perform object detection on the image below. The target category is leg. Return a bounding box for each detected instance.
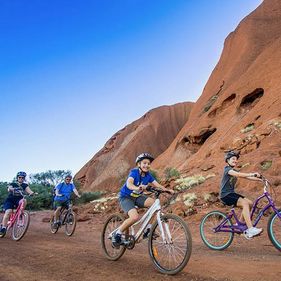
[238,197,252,223]
[119,208,139,232]
[2,209,12,227]
[237,198,253,228]
[143,197,154,208]
[54,206,62,222]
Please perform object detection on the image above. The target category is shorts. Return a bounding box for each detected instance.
[119,195,148,214]
[221,193,244,207]
[3,196,23,211]
[54,200,69,209]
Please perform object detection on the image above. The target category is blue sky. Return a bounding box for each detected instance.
[0,0,262,182]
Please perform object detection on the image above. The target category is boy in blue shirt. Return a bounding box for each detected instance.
[0,171,35,236]
[112,152,174,246]
[53,175,81,226]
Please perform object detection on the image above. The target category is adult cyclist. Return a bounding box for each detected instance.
[53,175,81,226]
[0,171,35,236]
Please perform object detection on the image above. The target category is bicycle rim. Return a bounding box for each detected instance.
[12,211,30,241]
[200,211,233,250]
[65,211,77,236]
[148,214,192,275]
[101,213,127,261]
[268,210,281,251]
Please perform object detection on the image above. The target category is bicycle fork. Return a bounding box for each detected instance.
[157,211,173,244]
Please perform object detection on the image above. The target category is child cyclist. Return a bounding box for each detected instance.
[112,152,174,246]
[220,151,263,239]
[53,174,81,226]
[0,171,36,236]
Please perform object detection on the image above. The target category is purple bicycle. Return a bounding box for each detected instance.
[200,175,281,251]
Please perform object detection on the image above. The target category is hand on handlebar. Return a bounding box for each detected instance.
[138,184,148,192]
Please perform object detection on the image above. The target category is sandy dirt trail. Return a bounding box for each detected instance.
[0,211,280,281]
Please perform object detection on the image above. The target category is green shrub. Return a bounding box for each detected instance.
[241,123,254,133]
[76,191,103,204]
[149,169,160,182]
[164,167,180,180]
[203,95,218,113]
[260,160,272,170]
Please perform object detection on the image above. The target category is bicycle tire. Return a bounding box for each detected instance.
[101,213,127,261]
[200,210,234,250]
[267,209,281,251]
[65,210,77,236]
[50,215,59,234]
[12,210,30,241]
[148,214,192,275]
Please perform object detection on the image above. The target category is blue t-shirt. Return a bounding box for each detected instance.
[54,182,75,201]
[119,168,155,198]
[7,182,28,199]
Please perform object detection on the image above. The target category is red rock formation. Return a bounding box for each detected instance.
[154,0,281,194]
[75,102,193,191]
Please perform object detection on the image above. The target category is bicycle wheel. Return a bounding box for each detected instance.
[50,215,59,234]
[12,211,30,241]
[200,210,233,250]
[267,209,281,251]
[101,213,127,261]
[65,210,77,236]
[148,214,192,275]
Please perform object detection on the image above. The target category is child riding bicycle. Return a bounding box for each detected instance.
[220,151,263,239]
[53,175,81,226]
[112,152,174,246]
[0,171,35,236]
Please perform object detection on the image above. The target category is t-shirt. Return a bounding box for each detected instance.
[54,182,75,201]
[220,166,237,198]
[7,182,28,199]
[119,168,155,198]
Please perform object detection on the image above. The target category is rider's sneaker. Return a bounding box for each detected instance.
[244,227,263,239]
[0,226,7,236]
[112,232,122,248]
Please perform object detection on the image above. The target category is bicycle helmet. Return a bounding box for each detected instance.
[225,151,240,163]
[135,153,154,164]
[16,171,27,178]
[65,174,72,179]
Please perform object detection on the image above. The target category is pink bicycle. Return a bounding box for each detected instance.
[0,192,31,241]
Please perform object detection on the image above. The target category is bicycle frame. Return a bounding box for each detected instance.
[6,198,26,231]
[215,178,281,234]
[111,197,172,244]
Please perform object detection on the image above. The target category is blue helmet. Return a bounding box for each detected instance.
[16,171,27,178]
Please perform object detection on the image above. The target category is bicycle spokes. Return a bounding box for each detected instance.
[12,211,30,241]
[200,211,234,250]
[149,214,192,275]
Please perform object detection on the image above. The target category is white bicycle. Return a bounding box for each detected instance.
[101,187,192,275]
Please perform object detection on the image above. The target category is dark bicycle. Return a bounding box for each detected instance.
[50,200,77,236]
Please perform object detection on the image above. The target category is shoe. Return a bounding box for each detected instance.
[111,232,122,248]
[244,227,263,239]
[0,226,7,236]
[143,228,151,239]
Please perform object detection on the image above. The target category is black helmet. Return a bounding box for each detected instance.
[225,151,240,163]
[16,171,27,178]
[135,153,154,164]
